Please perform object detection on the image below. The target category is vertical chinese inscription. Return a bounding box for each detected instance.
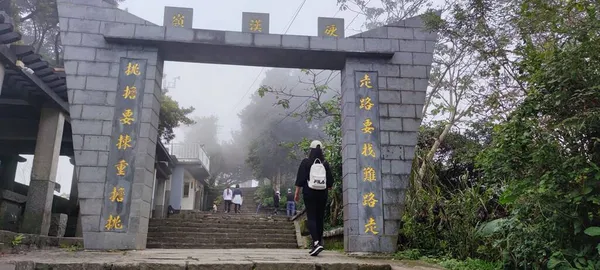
[355,71,383,236]
[100,58,147,232]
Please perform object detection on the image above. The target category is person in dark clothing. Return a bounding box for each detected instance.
[273,190,280,215]
[232,184,243,213]
[294,140,333,257]
[286,188,295,217]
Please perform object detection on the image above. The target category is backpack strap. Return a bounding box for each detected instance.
[313,158,322,164]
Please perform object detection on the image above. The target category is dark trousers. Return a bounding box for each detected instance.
[235,204,241,213]
[303,191,327,246]
[224,200,232,212]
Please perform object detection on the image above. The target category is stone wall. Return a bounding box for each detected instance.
[340,16,436,253]
[57,0,162,249]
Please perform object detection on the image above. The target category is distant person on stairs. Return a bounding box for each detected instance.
[295,140,333,257]
[232,184,243,214]
[273,190,280,215]
[223,186,233,213]
[286,188,296,217]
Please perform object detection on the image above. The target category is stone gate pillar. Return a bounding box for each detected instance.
[57,0,163,249]
[340,15,437,253]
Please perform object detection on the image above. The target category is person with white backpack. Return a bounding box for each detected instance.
[294,140,333,256]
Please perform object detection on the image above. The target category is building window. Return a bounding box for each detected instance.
[183,183,190,197]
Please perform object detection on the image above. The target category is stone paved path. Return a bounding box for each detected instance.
[0,249,442,269]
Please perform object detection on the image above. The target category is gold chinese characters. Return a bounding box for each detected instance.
[361,118,374,134]
[362,167,376,182]
[109,186,125,202]
[360,74,373,88]
[362,192,378,208]
[359,97,374,111]
[249,19,262,32]
[120,109,135,125]
[105,215,123,230]
[364,217,379,235]
[324,24,338,37]
[172,13,185,27]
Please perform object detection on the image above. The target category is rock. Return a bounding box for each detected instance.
[48,214,67,237]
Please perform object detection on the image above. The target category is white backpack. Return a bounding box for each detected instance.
[308,158,327,190]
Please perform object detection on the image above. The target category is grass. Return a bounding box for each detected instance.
[394,249,502,270]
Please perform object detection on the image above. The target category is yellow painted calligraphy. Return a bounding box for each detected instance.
[109,186,125,202]
[362,192,378,208]
[362,167,376,182]
[324,24,338,37]
[115,160,129,177]
[359,97,374,111]
[359,74,373,88]
[361,118,375,134]
[124,62,141,76]
[172,13,185,27]
[120,109,135,125]
[361,143,376,158]
[116,134,132,150]
[249,19,262,32]
[123,86,137,99]
[364,217,379,235]
[105,215,123,230]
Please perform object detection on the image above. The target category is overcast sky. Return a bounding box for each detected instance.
[16,0,370,195]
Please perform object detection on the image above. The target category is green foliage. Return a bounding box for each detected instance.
[475,1,600,268]
[11,234,24,247]
[158,90,195,143]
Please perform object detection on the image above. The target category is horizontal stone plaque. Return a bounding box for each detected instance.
[242,12,269,34]
[318,17,344,38]
[100,58,147,233]
[164,6,193,28]
[354,71,383,236]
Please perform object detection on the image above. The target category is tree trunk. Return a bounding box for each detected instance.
[416,116,455,188]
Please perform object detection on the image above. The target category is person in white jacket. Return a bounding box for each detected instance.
[223,186,233,213]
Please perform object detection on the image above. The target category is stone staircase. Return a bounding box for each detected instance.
[147,211,297,249]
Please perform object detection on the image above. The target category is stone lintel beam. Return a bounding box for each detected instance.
[102,23,394,70]
[0,118,71,142]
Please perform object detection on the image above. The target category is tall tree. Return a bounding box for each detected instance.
[158,89,195,143]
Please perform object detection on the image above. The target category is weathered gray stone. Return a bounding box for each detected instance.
[400,65,427,78]
[389,104,416,118]
[357,27,387,38]
[78,182,105,199]
[389,131,418,146]
[48,214,68,237]
[379,104,388,117]
[134,25,165,39]
[342,173,357,190]
[404,146,416,160]
[81,105,114,121]
[380,118,402,131]
[382,174,409,189]
[95,49,127,63]
[380,131,390,145]
[164,6,193,28]
[281,35,309,49]
[78,166,106,183]
[80,199,103,216]
[68,18,100,33]
[81,33,106,47]
[402,118,421,132]
[61,32,82,45]
[73,90,107,105]
[387,27,413,39]
[391,160,412,175]
[74,151,98,166]
[165,27,194,42]
[242,12,270,34]
[382,146,404,160]
[78,62,110,76]
[387,77,413,90]
[310,36,336,50]
[379,91,401,103]
[71,119,103,135]
[80,215,100,232]
[414,78,429,91]
[391,52,413,65]
[82,135,111,151]
[64,46,96,61]
[413,29,437,41]
[364,38,392,52]
[381,160,391,174]
[401,91,426,105]
[102,22,135,38]
[224,32,252,46]
[373,64,399,77]
[413,52,434,65]
[398,40,426,52]
[254,33,281,47]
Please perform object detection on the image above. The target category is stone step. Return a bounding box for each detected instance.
[147,236,296,244]
[169,213,291,220]
[146,242,298,249]
[148,227,296,236]
[149,220,294,229]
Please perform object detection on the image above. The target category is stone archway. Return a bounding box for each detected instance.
[57,0,437,253]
